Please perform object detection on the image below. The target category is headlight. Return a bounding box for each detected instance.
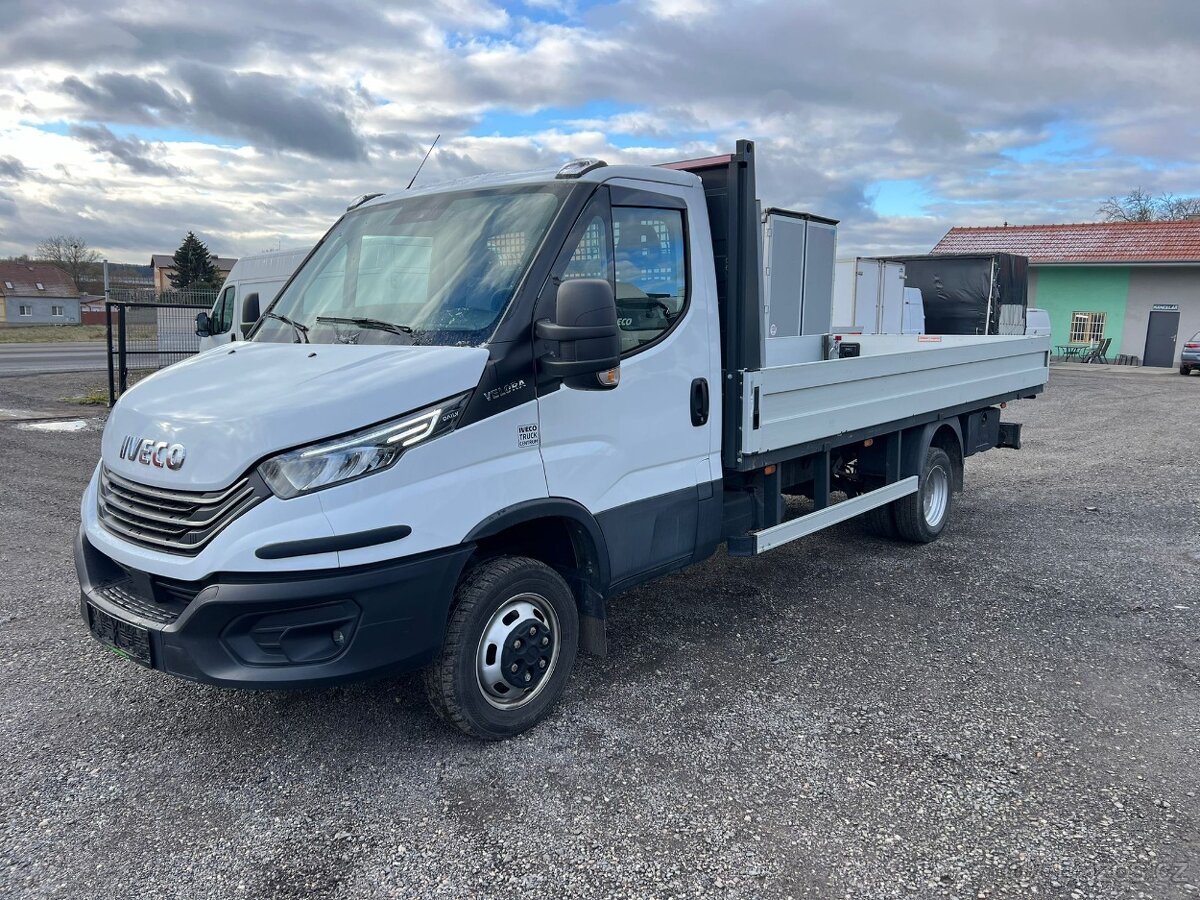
[258,392,471,499]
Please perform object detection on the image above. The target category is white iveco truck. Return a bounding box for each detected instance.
[76,142,1049,739]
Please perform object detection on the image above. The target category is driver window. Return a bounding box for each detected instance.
[211,286,235,334]
[562,213,611,283]
[612,207,687,354]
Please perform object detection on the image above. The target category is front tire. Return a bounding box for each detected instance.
[424,556,579,740]
[893,446,955,543]
[1182,366,1191,376]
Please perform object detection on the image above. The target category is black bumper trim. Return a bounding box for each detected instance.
[255,524,413,560]
[76,527,474,689]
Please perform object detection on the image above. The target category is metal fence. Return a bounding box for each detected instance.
[108,287,219,306]
[106,300,212,405]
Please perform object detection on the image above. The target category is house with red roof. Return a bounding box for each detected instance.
[933,220,1200,368]
[0,262,82,325]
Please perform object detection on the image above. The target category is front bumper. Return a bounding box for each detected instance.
[75,527,473,689]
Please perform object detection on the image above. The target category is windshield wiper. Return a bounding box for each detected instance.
[316,316,414,337]
[262,311,310,344]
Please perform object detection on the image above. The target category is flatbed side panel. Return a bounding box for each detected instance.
[740,335,1049,456]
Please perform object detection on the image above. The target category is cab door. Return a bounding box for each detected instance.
[199,283,236,351]
[535,182,722,590]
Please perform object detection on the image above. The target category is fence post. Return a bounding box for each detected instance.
[117,304,128,398]
[106,302,117,407]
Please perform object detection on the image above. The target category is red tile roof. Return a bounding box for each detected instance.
[0,262,80,297]
[932,220,1200,264]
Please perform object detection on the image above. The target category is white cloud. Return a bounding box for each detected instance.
[0,0,1198,260]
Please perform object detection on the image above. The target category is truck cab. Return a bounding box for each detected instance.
[76,143,1048,739]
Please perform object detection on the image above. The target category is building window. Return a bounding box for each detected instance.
[1069,311,1105,344]
[35,282,45,290]
[51,305,64,316]
[19,305,32,316]
[3,280,12,289]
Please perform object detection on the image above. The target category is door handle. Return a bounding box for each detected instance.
[690,377,709,427]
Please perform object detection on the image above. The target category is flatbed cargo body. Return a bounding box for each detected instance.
[738,333,1048,462]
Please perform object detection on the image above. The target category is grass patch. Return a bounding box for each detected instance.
[0,324,108,343]
[64,388,110,406]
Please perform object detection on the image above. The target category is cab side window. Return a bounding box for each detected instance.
[612,207,687,354]
[562,212,612,282]
[211,286,235,334]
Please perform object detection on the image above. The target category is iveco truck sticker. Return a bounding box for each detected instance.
[517,424,539,448]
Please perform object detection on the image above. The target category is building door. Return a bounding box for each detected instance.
[1143,309,1179,367]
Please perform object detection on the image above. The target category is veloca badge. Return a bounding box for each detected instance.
[119,435,187,471]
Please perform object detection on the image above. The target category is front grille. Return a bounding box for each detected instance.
[97,466,268,555]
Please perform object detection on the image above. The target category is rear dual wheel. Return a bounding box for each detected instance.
[864,446,956,543]
[424,556,578,740]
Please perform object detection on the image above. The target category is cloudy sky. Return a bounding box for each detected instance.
[1,0,1198,263]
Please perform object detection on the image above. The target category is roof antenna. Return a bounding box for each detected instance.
[406,134,441,190]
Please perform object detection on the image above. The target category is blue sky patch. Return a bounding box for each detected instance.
[870,178,934,217]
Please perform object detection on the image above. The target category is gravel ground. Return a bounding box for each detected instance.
[1,368,1197,899]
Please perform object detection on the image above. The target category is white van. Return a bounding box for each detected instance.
[197,248,311,351]
[1025,308,1051,338]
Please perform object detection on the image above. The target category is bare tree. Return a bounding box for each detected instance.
[35,234,101,288]
[1160,193,1200,220]
[1098,188,1200,222]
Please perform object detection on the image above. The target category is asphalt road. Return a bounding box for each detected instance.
[0,342,108,376]
[0,368,1197,899]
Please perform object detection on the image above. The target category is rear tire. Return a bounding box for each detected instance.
[893,446,955,543]
[1182,366,1191,376]
[862,502,899,539]
[424,556,578,740]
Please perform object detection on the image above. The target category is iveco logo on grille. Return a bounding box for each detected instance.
[119,436,186,471]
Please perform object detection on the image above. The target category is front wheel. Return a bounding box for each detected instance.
[893,446,955,543]
[1182,366,1191,376]
[423,556,579,740]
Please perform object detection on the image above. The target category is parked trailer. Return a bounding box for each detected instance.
[831,257,907,334]
[76,141,1049,739]
[887,252,1029,336]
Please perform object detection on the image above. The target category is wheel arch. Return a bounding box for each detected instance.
[463,499,611,655]
[902,420,964,491]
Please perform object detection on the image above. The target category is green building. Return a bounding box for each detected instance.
[933,221,1200,368]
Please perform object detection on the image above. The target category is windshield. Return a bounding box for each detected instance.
[253,185,566,347]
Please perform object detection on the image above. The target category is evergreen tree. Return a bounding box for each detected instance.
[169,232,219,290]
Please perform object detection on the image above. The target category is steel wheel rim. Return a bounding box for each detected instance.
[475,592,560,710]
[923,463,949,527]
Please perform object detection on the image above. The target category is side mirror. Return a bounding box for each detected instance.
[195,311,212,337]
[535,278,620,389]
[241,293,260,329]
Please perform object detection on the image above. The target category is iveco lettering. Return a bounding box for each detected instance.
[119,437,187,471]
[75,142,1050,739]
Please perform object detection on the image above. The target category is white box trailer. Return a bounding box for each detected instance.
[76,141,1049,740]
[832,257,908,333]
